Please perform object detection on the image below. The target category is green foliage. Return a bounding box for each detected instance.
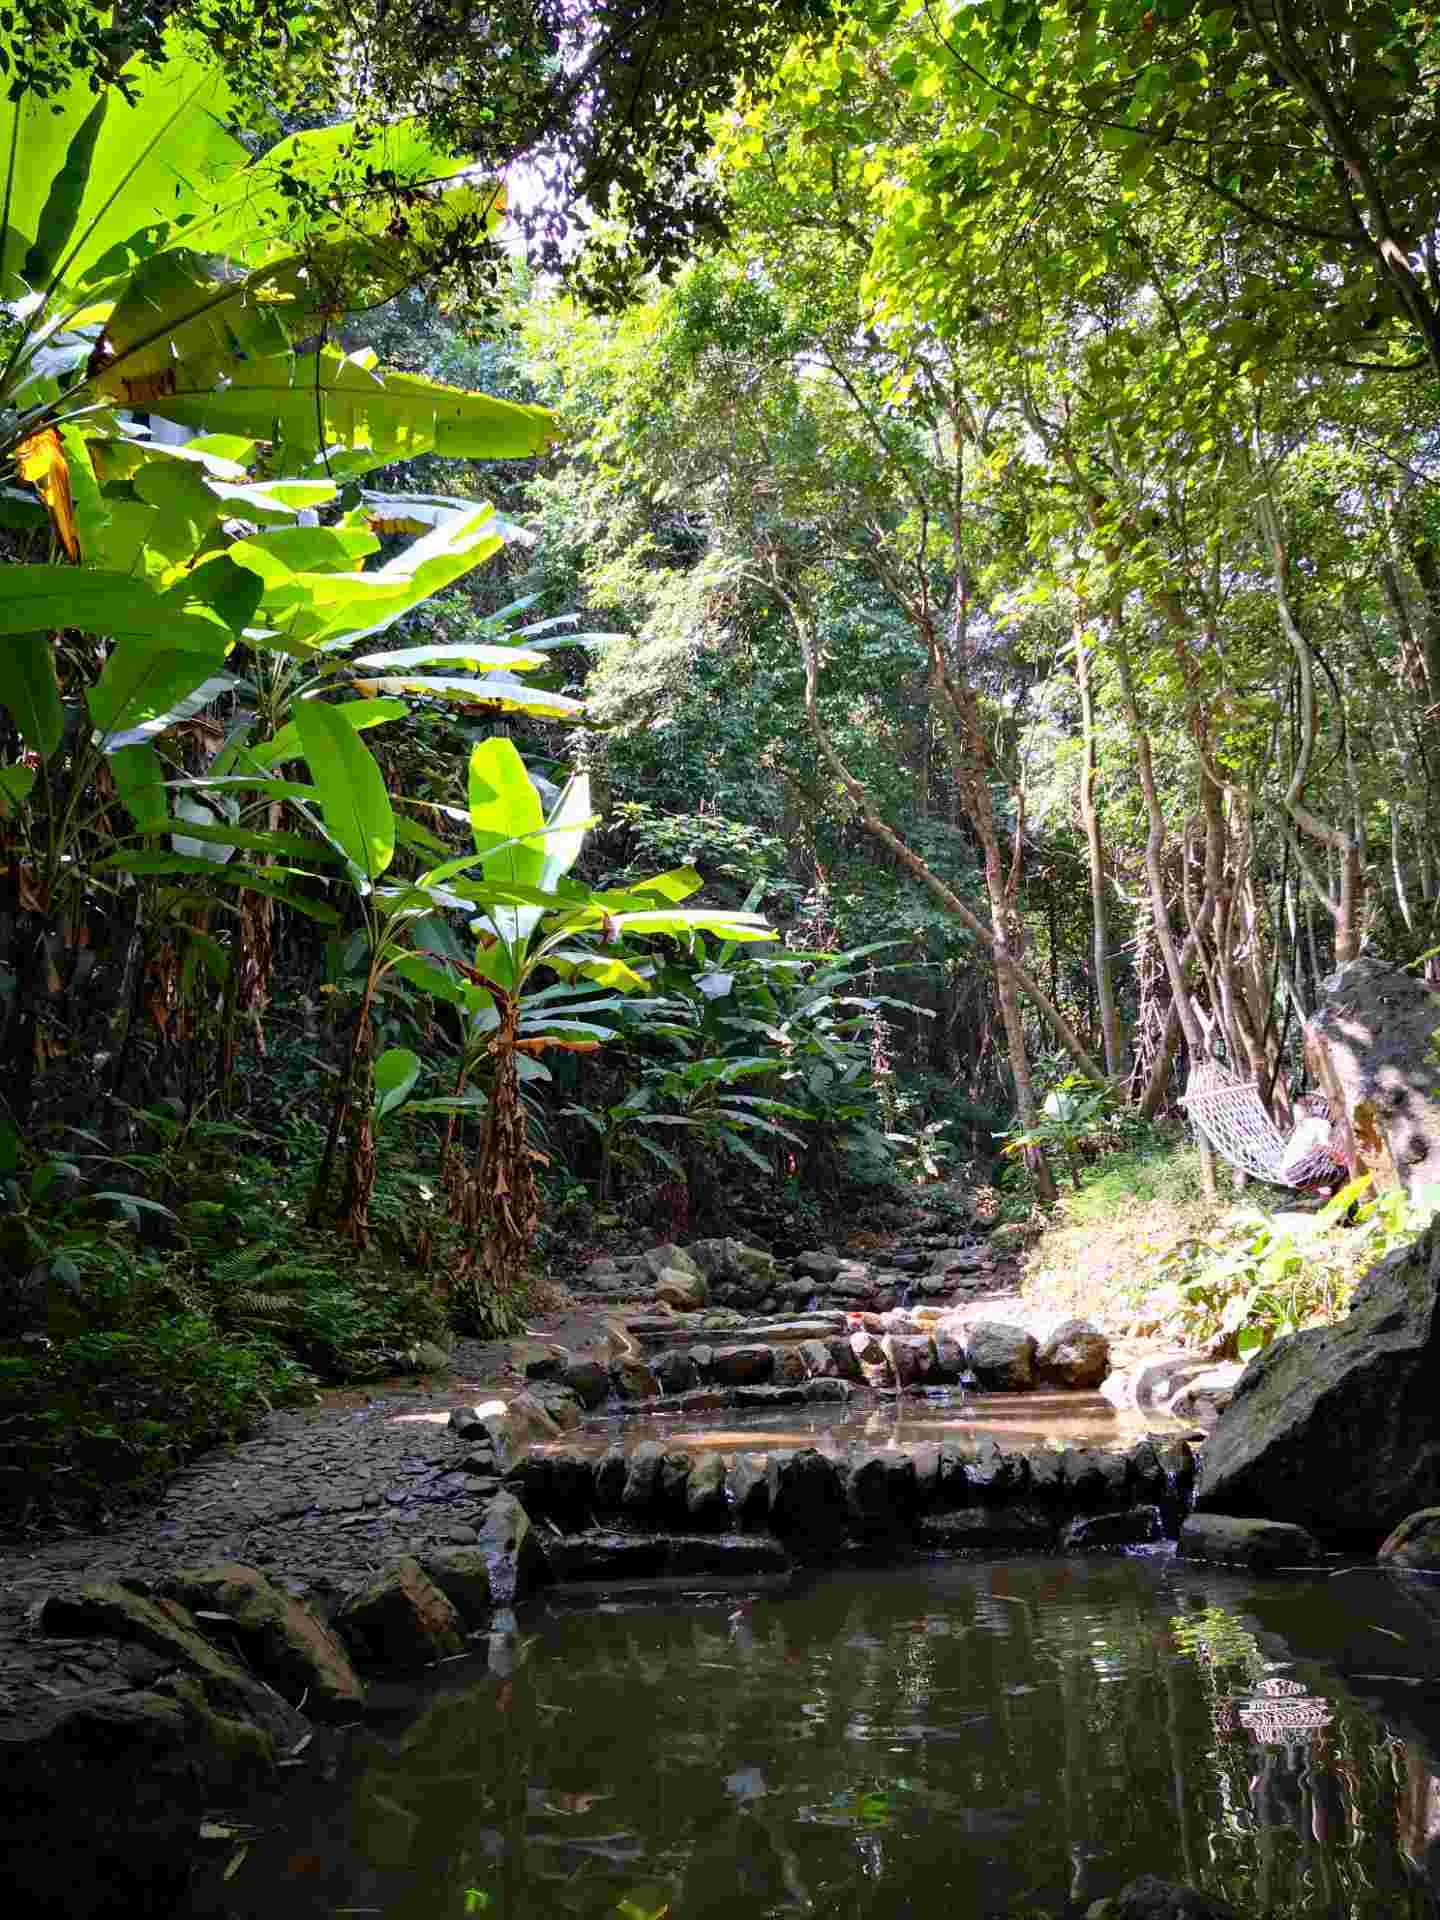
[1138,1178,1440,1358]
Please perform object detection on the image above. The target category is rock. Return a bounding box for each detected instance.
[987,1221,1034,1257]
[664,1535,792,1578]
[1062,1507,1163,1550]
[911,1443,942,1506]
[773,1345,808,1386]
[336,1558,464,1667]
[827,1336,863,1380]
[593,1446,628,1512]
[159,1564,364,1718]
[563,1358,611,1410]
[915,1506,1057,1549]
[797,1337,836,1377]
[766,1449,848,1557]
[622,1442,665,1518]
[727,1452,772,1529]
[1060,1447,1130,1510]
[795,1250,844,1278]
[1167,1364,1245,1430]
[660,1450,693,1517]
[1178,1513,1319,1570]
[448,1404,497,1439]
[498,1391,565,1450]
[966,1321,1037,1391]
[476,1492,549,1604]
[544,1532,790,1581]
[1027,1450,1064,1502]
[688,1238,776,1304]
[884,1333,934,1389]
[545,1532,670,1581]
[610,1355,662,1401]
[654,1268,707,1312]
[642,1243,703,1284]
[419,1548,493,1624]
[523,1382,584,1432]
[1036,1319,1111,1390]
[1378,1508,1440,1569]
[1195,1216,1440,1541]
[732,1383,806,1408]
[0,1688,275,1823]
[803,1378,851,1403]
[687,1343,714,1375]
[686,1453,728,1528]
[850,1326,890,1387]
[931,1330,965,1380]
[708,1343,776,1386]
[652,1349,699,1395]
[967,1439,1030,1501]
[1114,1876,1240,1919]
[848,1451,917,1535]
[928,1245,987,1275]
[39,1582,306,1745]
[1306,958,1440,1193]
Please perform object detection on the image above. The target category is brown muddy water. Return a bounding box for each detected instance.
[183,1554,1440,1920]
[529,1389,1197,1459]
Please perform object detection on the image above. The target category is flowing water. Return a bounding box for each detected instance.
[184,1553,1440,1920]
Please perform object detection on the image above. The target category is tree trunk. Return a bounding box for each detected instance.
[1074,621,1128,1080]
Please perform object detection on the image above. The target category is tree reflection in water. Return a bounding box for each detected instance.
[187,1558,1440,1920]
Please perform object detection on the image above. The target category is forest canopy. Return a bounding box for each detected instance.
[2,0,1439,1499]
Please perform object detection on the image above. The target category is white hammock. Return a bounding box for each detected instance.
[1181,1061,1337,1189]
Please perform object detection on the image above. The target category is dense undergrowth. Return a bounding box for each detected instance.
[1020,1132,1440,1360]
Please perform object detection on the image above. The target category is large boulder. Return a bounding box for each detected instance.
[1194,1216,1440,1542]
[766,1449,847,1557]
[475,1491,550,1605]
[654,1269,707,1312]
[1178,1513,1319,1570]
[335,1558,464,1667]
[1378,1508,1440,1570]
[708,1343,775,1386]
[1035,1319,1110,1390]
[160,1564,364,1718]
[39,1582,307,1746]
[641,1243,703,1285]
[966,1321,1037,1391]
[1306,958,1440,1193]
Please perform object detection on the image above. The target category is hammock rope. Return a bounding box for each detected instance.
[1181,1060,1337,1189]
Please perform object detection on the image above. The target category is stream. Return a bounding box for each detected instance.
[181,1551,1440,1920]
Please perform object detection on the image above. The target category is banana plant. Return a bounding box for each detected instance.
[387,734,776,1308]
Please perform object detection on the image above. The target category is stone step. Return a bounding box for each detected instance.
[507,1434,1199,1564]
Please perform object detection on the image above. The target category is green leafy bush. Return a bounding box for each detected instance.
[1135,1177,1440,1358]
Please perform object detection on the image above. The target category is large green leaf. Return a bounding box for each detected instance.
[22,34,244,298]
[0,634,64,759]
[94,248,292,408]
[109,742,168,832]
[253,698,406,770]
[293,698,395,882]
[88,654,234,749]
[540,773,592,891]
[0,567,245,643]
[373,1047,422,1120]
[352,641,548,673]
[467,737,545,864]
[154,349,558,464]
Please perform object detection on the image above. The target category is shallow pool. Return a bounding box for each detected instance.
[185,1553,1440,1920]
[531,1389,1195,1460]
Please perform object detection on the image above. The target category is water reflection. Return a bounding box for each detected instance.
[536,1391,1193,1460]
[188,1559,1440,1920]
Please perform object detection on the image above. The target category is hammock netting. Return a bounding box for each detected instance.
[1181,1061,1340,1189]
